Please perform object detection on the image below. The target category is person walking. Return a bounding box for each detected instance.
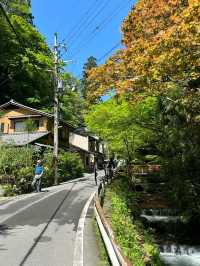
[108,158,114,182]
[32,160,44,192]
[94,161,98,186]
[103,160,107,177]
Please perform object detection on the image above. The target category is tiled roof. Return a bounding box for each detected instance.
[69,144,91,154]
[74,127,99,139]
[0,132,50,146]
[73,127,89,136]
[0,99,53,118]
[0,99,75,129]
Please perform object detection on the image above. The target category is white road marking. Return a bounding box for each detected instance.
[0,184,75,224]
[0,176,90,210]
[0,193,39,210]
[73,191,96,266]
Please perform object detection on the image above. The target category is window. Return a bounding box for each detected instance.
[34,120,40,130]
[96,142,99,152]
[61,129,66,139]
[14,119,40,132]
[14,121,26,132]
[39,119,44,128]
[0,123,5,133]
[86,156,89,166]
[61,128,68,139]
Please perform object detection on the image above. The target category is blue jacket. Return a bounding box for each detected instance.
[35,165,43,175]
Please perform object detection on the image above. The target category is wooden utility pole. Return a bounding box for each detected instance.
[53,32,59,185]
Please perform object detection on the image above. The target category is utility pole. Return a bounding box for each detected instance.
[53,33,70,185]
[53,32,59,185]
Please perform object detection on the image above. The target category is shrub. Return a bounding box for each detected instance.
[42,150,55,187]
[43,150,84,185]
[105,178,163,266]
[58,151,84,182]
[2,184,15,197]
[0,145,34,176]
[15,167,34,194]
[0,145,35,194]
[0,146,84,194]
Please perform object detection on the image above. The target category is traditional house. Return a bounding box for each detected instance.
[0,100,106,171]
[0,99,74,149]
[69,127,105,172]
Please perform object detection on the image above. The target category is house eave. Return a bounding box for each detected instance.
[0,99,75,129]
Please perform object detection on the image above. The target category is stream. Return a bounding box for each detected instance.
[140,208,200,266]
[160,244,200,266]
[141,209,179,223]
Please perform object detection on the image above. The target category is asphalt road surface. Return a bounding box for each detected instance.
[0,173,102,266]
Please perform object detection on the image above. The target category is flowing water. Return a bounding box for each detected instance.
[140,209,200,265]
[141,208,179,223]
[160,244,200,266]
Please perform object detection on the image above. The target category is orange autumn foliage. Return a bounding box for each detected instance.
[87,0,200,102]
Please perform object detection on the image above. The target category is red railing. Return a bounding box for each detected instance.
[129,164,161,175]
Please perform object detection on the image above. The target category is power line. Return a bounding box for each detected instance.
[66,0,109,47]
[98,42,121,63]
[74,42,121,80]
[69,0,131,58]
[0,2,24,47]
[91,0,132,35]
[0,2,53,87]
[63,0,101,43]
[0,2,26,87]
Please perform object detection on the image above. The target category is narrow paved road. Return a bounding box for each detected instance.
[0,173,101,266]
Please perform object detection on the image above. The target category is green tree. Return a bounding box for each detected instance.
[0,1,54,108]
[60,90,85,126]
[85,96,156,167]
[156,89,200,219]
[86,0,199,103]
[1,0,33,23]
[59,72,85,126]
[81,56,97,99]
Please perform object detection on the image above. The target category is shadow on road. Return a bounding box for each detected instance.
[0,224,11,236]
[0,180,96,265]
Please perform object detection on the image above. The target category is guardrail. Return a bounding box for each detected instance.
[94,172,132,266]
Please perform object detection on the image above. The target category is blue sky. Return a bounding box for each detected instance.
[32,0,134,78]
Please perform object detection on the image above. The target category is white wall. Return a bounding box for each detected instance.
[99,143,104,154]
[69,132,89,151]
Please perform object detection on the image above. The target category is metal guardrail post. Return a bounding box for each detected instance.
[95,206,120,266]
[94,173,132,266]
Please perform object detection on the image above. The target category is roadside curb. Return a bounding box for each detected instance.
[0,174,91,206]
[73,191,96,266]
[73,172,132,266]
[94,174,132,266]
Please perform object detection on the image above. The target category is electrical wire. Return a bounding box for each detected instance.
[0,2,53,87]
[63,0,101,43]
[0,2,24,47]
[69,0,131,58]
[0,2,25,87]
[91,0,131,35]
[66,0,109,47]
[98,42,121,63]
[73,41,121,80]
